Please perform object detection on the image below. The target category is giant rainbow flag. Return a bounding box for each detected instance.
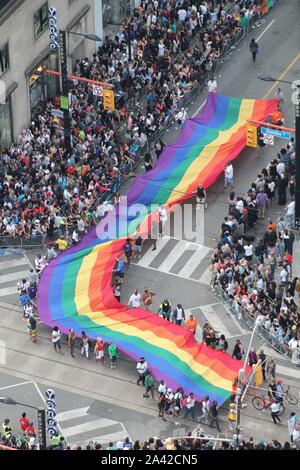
[38,93,277,405]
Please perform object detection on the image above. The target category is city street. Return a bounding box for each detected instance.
[1,0,300,448]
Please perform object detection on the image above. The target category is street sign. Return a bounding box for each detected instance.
[261,126,291,140]
[263,134,274,146]
[51,109,64,118]
[92,84,103,97]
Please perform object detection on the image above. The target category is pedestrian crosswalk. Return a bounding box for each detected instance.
[56,406,129,446]
[132,236,211,283]
[0,249,31,303]
[188,302,248,343]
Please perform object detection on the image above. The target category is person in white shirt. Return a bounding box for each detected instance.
[280,267,288,286]
[128,289,142,308]
[286,200,295,227]
[136,357,148,385]
[244,242,253,260]
[35,254,47,273]
[158,205,168,236]
[175,108,187,127]
[224,162,234,188]
[207,78,217,93]
[199,396,210,424]
[51,326,62,353]
[184,392,196,420]
[158,380,167,396]
[72,230,79,244]
[276,161,285,177]
[178,8,187,22]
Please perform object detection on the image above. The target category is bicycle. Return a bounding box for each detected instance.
[252,394,285,416]
[283,384,298,405]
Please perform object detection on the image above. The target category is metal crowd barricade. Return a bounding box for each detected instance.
[215,282,292,360]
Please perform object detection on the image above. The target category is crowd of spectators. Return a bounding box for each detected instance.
[211,138,300,362]
[0,0,265,242]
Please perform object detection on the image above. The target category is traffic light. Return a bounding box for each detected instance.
[246,123,258,148]
[103,89,115,111]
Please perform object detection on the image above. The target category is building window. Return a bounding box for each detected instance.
[0,43,9,77]
[29,52,59,120]
[34,2,49,39]
[0,95,12,149]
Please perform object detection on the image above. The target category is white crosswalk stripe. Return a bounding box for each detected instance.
[0,249,32,301]
[188,303,247,340]
[56,407,129,445]
[133,236,211,282]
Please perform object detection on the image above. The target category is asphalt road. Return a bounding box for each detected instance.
[1,0,300,446]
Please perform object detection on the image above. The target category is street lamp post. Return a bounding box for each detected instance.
[258,76,300,229]
[0,396,47,450]
[58,30,102,157]
[234,319,260,448]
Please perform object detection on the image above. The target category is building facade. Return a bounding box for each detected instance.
[0,0,100,148]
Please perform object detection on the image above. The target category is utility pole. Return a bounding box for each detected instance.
[295,84,300,230]
[59,29,71,156]
[127,21,132,63]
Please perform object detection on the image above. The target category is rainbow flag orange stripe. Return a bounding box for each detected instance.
[38,93,277,404]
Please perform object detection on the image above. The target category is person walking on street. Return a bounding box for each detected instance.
[195,184,207,210]
[158,394,167,421]
[123,238,133,267]
[128,289,142,309]
[258,349,267,381]
[232,339,244,360]
[51,326,62,353]
[288,412,297,442]
[248,347,258,367]
[68,328,76,358]
[184,393,196,421]
[250,38,258,62]
[19,413,30,434]
[173,304,185,326]
[28,314,37,343]
[136,357,148,385]
[80,331,90,359]
[141,287,156,311]
[266,358,276,380]
[108,343,117,369]
[185,314,198,335]
[144,371,155,401]
[271,401,281,424]
[209,401,222,432]
[228,402,237,431]
[94,337,105,365]
[158,299,172,320]
[199,396,210,425]
[224,162,234,189]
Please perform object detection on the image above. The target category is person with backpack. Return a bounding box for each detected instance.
[250,39,258,62]
[158,299,172,320]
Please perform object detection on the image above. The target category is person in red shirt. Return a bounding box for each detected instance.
[26,422,36,439]
[271,109,284,126]
[20,412,30,433]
